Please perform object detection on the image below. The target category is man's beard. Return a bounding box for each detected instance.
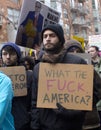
[43,42,62,54]
[2,59,19,67]
[42,42,66,63]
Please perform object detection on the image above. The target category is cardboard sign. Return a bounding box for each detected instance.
[0,66,27,97]
[37,63,93,111]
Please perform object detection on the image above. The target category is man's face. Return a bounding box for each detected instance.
[35,2,41,12]
[24,61,30,70]
[2,49,18,66]
[43,30,60,51]
[88,47,98,59]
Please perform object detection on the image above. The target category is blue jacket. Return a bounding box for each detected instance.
[0,72,15,130]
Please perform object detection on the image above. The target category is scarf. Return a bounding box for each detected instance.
[41,45,67,63]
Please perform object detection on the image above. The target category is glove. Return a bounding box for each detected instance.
[55,103,85,118]
[54,103,68,116]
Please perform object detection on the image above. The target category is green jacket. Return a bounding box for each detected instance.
[93,58,101,78]
[93,58,101,110]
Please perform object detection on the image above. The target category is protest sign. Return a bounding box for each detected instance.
[16,0,61,49]
[37,63,93,111]
[72,36,84,49]
[89,34,101,50]
[0,66,27,97]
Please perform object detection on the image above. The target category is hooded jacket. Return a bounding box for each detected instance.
[64,40,100,129]
[1,43,33,130]
[0,72,15,130]
[64,39,84,53]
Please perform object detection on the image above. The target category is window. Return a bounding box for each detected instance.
[70,0,75,7]
[65,24,69,34]
[74,27,79,35]
[81,29,87,39]
[72,12,77,20]
[62,0,67,3]
[95,27,98,32]
[8,0,19,3]
[63,9,68,18]
[92,0,96,9]
[50,0,57,9]
[7,8,20,28]
[0,15,3,25]
[94,22,100,34]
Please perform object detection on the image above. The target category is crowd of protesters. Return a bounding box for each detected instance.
[0,23,101,130]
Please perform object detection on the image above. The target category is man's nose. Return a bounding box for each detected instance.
[6,53,10,58]
[46,35,51,40]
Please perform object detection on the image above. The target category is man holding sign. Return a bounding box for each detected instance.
[1,43,33,130]
[31,24,99,130]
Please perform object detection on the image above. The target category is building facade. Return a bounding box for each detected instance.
[0,0,101,45]
[40,0,101,42]
[0,0,22,44]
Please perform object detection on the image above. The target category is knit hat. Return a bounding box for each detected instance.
[1,42,21,59]
[41,24,65,44]
[65,39,84,53]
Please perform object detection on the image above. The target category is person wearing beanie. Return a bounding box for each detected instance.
[65,39,84,53]
[64,40,101,130]
[30,23,99,130]
[36,23,65,63]
[1,42,21,66]
[1,42,33,130]
[41,23,65,45]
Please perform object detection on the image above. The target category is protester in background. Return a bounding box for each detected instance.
[64,39,84,53]
[65,41,101,130]
[30,23,100,130]
[1,43,21,67]
[1,42,33,130]
[21,55,35,71]
[88,46,101,77]
[0,71,15,130]
[88,45,101,129]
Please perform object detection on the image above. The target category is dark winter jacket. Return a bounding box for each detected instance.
[31,53,99,130]
[12,69,33,130]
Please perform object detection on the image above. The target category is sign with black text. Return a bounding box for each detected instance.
[0,66,27,97]
[37,63,93,111]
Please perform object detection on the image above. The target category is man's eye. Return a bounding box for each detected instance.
[2,52,7,55]
[51,34,56,37]
[43,35,47,38]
